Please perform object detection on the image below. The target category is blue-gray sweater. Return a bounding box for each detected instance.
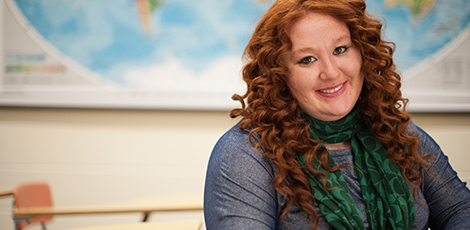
[204,121,470,229]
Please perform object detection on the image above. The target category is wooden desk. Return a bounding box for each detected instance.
[13,193,203,222]
[0,188,14,198]
[67,219,202,230]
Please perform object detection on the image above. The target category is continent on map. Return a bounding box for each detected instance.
[433,18,459,36]
[384,0,438,19]
[135,0,162,35]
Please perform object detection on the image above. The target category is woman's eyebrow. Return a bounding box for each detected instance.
[332,35,351,44]
[291,47,315,56]
[290,35,351,57]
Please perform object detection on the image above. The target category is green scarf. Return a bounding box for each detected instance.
[297,106,415,230]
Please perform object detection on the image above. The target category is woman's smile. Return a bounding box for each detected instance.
[317,81,347,97]
[285,11,363,121]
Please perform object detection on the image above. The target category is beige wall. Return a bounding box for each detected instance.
[0,107,469,230]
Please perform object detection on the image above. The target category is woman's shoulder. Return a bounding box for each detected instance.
[214,120,256,149]
[209,120,274,175]
[406,120,444,160]
[212,120,260,158]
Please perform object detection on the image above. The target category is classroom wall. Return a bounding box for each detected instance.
[0,107,469,230]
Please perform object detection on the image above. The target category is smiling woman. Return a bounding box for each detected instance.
[203,0,470,229]
[284,12,363,122]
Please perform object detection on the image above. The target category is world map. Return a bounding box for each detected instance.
[2,0,470,110]
[385,0,438,18]
[368,0,470,72]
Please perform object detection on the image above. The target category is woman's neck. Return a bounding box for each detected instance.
[324,140,352,150]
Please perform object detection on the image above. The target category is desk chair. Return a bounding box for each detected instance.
[13,182,54,230]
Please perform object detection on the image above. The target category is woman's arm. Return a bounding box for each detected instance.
[204,125,280,230]
[413,124,470,230]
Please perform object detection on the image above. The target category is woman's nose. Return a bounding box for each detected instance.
[319,56,340,80]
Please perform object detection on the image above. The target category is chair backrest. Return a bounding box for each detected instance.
[14,182,54,230]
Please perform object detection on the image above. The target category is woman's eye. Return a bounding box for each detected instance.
[333,46,349,55]
[298,56,316,65]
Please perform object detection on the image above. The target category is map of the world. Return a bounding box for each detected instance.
[2,0,470,111]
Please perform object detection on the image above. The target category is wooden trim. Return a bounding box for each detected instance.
[14,205,203,217]
[67,219,202,230]
[13,193,203,218]
[0,189,14,198]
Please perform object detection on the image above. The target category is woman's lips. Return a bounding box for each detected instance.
[316,81,347,98]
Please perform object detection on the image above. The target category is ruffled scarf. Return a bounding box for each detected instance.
[297,106,415,230]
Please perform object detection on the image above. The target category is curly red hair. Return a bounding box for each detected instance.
[230,0,430,229]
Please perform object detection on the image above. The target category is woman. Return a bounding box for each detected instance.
[204,0,470,229]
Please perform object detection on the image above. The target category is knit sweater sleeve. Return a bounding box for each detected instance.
[410,122,470,230]
[204,123,280,230]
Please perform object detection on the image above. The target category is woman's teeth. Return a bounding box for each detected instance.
[320,83,344,93]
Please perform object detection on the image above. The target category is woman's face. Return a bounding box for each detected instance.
[284,11,363,121]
